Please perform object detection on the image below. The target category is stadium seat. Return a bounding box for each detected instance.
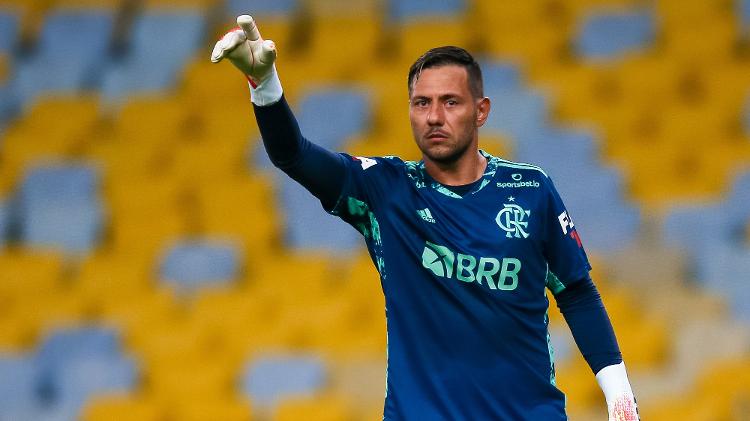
[388,0,465,21]
[273,395,351,421]
[35,326,123,373]
[575,8,655,60]
[0,354,38,416]
[158,239,242,292]
[241,353,327,409]
[295,87,371,149]
[279,177,362,253]
[483,88,549,141]
[698,244,750,321]
[82,394,164,421]
[100,11,206,103]
[481,59,523,96]
[0,9,19,54]
[53,356,139,419]
[741,0,750,31]
[168,398,253,421]
[386,0,470,62]
[10,9,114,107]
[0,199,8,247]
[15,161,105,255]
[225,0,298,17]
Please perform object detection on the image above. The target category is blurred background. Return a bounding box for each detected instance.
[0,0,748,420]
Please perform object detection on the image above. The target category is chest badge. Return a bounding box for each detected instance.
[496,198,531,239]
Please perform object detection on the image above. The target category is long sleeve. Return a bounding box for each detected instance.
[253,94,348,209]
[554,275,622,374]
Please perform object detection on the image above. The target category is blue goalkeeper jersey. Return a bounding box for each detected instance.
[327,150,591,421]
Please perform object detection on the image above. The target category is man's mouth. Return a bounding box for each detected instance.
[427,131,449,139]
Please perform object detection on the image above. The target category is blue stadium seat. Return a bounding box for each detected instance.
[11,10,114,106]
[35,327,122,372]
[225,0,298,17]
[575,9,655,60]
[0,10,20,54]
[0,354,38,416]
[19,164,100,205]
[53,356,138,418]
[726,170,750,239]
[698,244,750,321]
[159,239,241,291]
[34,327,123,409]
[480,59,523,96]
[0,200,8,248]
[241,353,327,408]
[101,11,205,103]
[280,177,362,253]
[16,162,104,255]
[388,0,466,22]
[663,203,727,259]
[740,0,750,31]
[20,202,105,255]
[296,87,371,149]
[483,88,549,141]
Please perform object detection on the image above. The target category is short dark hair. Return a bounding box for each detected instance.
[407,46,483,99]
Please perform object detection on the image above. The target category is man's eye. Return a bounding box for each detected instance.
[414,100,428,107]
[446,100,458,106]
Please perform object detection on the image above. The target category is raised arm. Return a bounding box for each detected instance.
[211,15,347,208]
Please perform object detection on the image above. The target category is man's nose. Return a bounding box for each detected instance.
[427,103,445,126]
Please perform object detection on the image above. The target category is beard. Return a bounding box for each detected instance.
[415,124,477,165]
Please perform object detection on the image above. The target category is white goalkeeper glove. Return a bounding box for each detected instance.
[210,15,282,106]
[596,362,640,421]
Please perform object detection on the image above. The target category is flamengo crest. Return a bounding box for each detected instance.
[496,201,531,239]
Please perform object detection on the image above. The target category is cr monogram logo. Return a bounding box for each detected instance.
[496,203,531,239]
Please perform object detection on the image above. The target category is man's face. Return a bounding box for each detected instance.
[409,65,488,165]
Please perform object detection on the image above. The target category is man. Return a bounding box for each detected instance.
[211,15,639,421]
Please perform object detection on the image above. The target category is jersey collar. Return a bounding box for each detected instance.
[405,150,501,199]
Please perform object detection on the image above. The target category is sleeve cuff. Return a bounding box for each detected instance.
[249,65,283,106]
[595,361,634,406]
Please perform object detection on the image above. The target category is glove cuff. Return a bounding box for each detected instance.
[249,65,283,106]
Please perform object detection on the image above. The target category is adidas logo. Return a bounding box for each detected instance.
[417,208,436,223]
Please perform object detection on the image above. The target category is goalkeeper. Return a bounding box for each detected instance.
[212,15,639,421]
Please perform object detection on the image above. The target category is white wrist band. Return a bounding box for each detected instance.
[249,65,283,106]
[595,362,634,406]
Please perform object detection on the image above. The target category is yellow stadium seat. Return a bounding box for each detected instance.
[14,292,88,346]
[168,397,253,421]
[306,15,381,81]
[655,0,734,29]
[1,96,101,171]
[0,54,8,83]
[102,287,182,347]
[181,59,254,105]
[105,177,187,256]
[0,313,36,351]
[0,250,65,299]
[194,176,282,259]
[82,393,164,421]
[113,95,191,143]
[694,357,750,415]
[145,355,235,406]
[396,18,472,65]
[143,0,216,10]
[640,394,731,421]
[551,357,600,413]
[52,0,122,10]
[74,252,154,316]
[273,395,352,421]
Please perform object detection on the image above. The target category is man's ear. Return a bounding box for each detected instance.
[476,97,491,127]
